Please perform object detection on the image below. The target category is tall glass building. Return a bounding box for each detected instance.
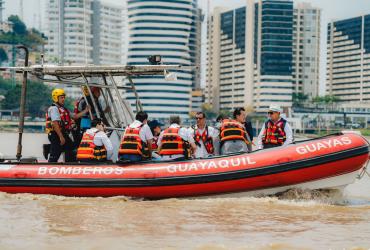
[207,0,302,113]
[254,0,294,111]
[327,14,370,103]
[126,0,201,119]
[206,0,321,113]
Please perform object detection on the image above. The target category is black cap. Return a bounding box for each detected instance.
[148,119,163,129]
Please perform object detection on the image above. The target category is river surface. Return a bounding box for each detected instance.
[0,132,369,249]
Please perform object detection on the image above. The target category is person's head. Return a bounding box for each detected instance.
[169,115,181,125]
[92,118,105,131]
[148,119,163,136]
[135,111,148,123]
[91,87,101,98]
[83,86,101,98]
[52,88,66,105]
[195,111,206,128]
[267,104,281,122]
[233,107,246,123]
[216,114,227,123]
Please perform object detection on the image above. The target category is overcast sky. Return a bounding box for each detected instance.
[4,0,370,94]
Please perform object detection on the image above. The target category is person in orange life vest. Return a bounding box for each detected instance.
[77,118,113,162]
[157,115,197,160]
[46,88,90,162]
[119,111,154,162]
[257,104,293,149]
[148,119,163,160]
[220,107,251,155]
[73,86,109,147]
[188,112,219,158]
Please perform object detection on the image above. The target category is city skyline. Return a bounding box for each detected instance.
[3,0,370,97]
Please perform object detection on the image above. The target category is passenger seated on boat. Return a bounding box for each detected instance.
[76,118,113,162]
[188,112,219,158]
[118,111,154,162]
[157,115,197,160]
[46,88,90,162]
[148,119,164,160]
[220,108,251,155]
[257,104,293,149]
[72,86,109,147]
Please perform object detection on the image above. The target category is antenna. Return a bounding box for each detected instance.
[0,0,4,22]
[20,0,24,21]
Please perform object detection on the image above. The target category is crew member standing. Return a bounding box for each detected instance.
[257,104,293,149]
[46,88,90,162]
[73,86,109,146]
[189,112,219,158]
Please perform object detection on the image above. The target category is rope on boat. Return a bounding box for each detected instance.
[358,164,370,179]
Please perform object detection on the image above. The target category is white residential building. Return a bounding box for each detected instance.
[45,0,125,99]
[327,14,370,104]
[206,0,321,113]
[293,3,321,99]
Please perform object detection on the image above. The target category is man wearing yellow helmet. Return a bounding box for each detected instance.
[45,88,90,162]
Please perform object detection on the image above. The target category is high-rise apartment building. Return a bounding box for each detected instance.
[293,3,321,99]
[45,0,94,65]
[327,14,370,103]
[126,0,202,119]
[45,0,125,98]
[46,0,125,65]
[92,1,126,65]
[206,0,320,113]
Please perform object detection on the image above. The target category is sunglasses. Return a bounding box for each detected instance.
[267,112,275,115]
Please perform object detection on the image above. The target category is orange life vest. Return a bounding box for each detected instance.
[118,124,149,157]
[45,103,72,134]
[220,119,250,145]
[76,131,107,161]
[193,126,214,154]
[262,118,287,146]
[159,127,189,157]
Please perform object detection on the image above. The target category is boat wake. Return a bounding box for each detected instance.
[272,188,370,206]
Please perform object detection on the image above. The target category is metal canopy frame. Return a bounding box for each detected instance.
[1,57,195,161]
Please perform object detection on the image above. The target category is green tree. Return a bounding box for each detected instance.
[312,95,339,104]
[0,15,45,50]
[8,15,27,36]
[219,109,232,119]
[0,47,8,64]
[201,103,217,119]
[2,80,52,117]
[292,92,308,107]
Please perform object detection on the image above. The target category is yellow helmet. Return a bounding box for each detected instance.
[52,88,66,103]
[82,86,99,96]
[82,86,90,96]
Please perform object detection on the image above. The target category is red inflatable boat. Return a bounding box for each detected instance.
[0,133,369,198]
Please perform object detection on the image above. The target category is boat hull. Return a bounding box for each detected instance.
[0,133,369,198]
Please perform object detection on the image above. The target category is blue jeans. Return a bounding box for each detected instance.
[120,154,142,162]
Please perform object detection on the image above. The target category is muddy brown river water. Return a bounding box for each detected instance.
[0,133,369,249]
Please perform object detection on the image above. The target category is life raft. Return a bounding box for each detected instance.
[0,133,369,198]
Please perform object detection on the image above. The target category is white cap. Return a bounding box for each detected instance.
[268,104,281,113]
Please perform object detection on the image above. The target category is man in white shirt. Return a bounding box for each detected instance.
[188,112,219,158]
[119,111,154,162]
[157,116,196,160]
[257,104,293,149]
